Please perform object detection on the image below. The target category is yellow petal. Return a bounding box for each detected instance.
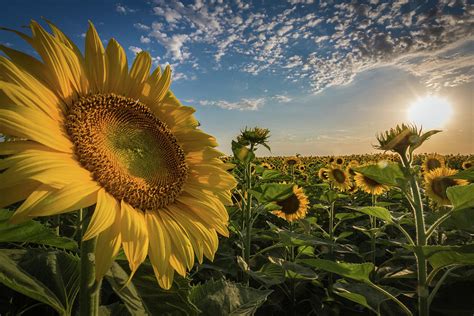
[0,140,46,155]
[127,51,151,98]
[160,209,194,274]
[0,57,64,118]
[26,180,99,217]
[10,184,52,224]
[95,206,122,280]
[0,44,48,82]
[0,106,72,153]
[105,39,128,93]
[83,188,118,240]
[146,65,171,104]
[29,21,87,102]
[120,200,149,275]
[85,22,106,93]
[145,211,171,273]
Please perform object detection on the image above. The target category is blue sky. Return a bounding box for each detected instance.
[1,0,473,155]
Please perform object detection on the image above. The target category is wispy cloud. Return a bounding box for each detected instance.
[137,0,473,94]
[115,3,137,15]
[199,98,265,111]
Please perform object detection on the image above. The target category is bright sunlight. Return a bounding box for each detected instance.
[407,95,453,129]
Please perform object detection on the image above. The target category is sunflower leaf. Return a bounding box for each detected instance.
[106,261,200,316]
[346,206,393,223]
[353,163,405,187]
[447,166,474,180]
[0,248,80,316]
[0,209,77,250]
[298,259,374,282]
[189,279,272,316]
[447,184,474,211]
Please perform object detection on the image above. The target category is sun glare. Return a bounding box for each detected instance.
[407,95,453,129]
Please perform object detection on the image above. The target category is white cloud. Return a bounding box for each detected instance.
[140,36,151,44]
[273,95,293,103]
[116,3,136,14]
[133,23,150,31]
[128,46,143,55]
[200,98,266,111]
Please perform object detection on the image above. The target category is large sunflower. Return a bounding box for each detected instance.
[423,167,468,205]
[272,185,309,222]
[0,21,236,289]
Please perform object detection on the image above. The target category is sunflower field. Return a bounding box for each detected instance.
[1,22,474,316]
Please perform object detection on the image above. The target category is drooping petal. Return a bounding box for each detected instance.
[24,180,99,218]
[120,201,149,275]
[83,188,118,240]
[95,206,122,280]
[146,211,173,288]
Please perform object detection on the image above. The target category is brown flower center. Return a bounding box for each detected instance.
[66,93,188,210]
[431,177,457,200]
[277,194,300,215]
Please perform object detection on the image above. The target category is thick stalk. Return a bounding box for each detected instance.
[401,155,429,316]
[79,206,100,316]
[243,144,254,284]
[328,199,335,292]
[370,195,377,267]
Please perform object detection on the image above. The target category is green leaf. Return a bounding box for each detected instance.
[249,263,285,286]
[99,303,130,316]
[353,163,405,187]
[448,166,474,180]
[334,280,401,315]
[261,169,283,180]
[425,246,474,270]
[0,249,80,316]
[0,209,77,250]
[260,183,294,202]
[232,141,255,164]
[299,259,374,282]
[106,262,200,316]
[447,184,474,211]
[189,279,272,316]
[347,206,393,223]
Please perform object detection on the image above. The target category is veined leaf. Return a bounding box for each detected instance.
[346,206,393,223]
[353,163,405,187]
[447,184,474,211]
[0,249,80,316]
[298,259,374,282]
[0,209,77,250]
[189,279,272,316]
[106,261,199,316]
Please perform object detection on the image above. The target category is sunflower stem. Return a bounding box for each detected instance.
[79,206,101,316]
[401,154,429,316]
[243,144,254,284]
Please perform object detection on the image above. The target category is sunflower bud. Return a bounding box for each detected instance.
[375,124,440,157]
[237,126,271,150]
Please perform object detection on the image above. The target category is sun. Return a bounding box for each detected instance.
[407,95,453,129]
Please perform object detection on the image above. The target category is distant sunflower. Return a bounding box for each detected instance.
[327,166,351,191]
[0,21,236,289]
[335,157,345,165]
[285,156,300,166]
[422,153,445,173]
[318,168,330,181]
[424,167,468,205]
[297,164,306,172]
[346,160,360,177]
[462,160,473,170]
[260,162,274,170]
[354,173,389,195]
[272,186,309,222]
